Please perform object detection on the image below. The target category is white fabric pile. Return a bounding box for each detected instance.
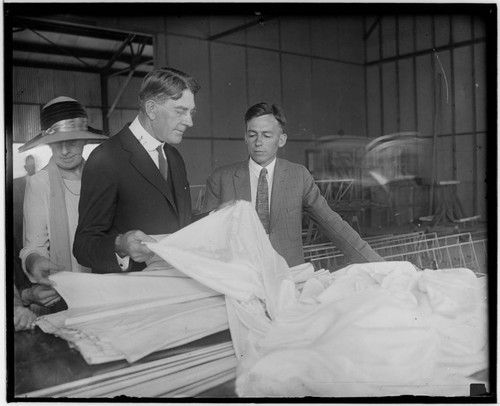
[37,200,488,397]
[146,200,489,397]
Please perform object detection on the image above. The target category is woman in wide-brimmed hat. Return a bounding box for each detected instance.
[17,96,107,320]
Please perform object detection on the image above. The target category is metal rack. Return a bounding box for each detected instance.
[304,231,435,269]
[304,231,486,276]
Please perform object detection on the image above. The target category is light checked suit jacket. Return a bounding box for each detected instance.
[74,125,192,273]
[203,158,383,267]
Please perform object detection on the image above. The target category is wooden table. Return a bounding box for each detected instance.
[10,327,236,399]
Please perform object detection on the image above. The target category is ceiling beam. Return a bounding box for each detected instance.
[12,60,150,78]
[12,16,153,45]
[12,40,152,66]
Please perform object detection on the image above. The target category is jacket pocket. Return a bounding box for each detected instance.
[285,207,302,241]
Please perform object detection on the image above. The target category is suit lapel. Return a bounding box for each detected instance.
[233,161,251,201]
[120,129,178,214]
[270,159,287,230]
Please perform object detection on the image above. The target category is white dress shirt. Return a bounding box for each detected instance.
[248,157,276,208]
[129,116,166,168]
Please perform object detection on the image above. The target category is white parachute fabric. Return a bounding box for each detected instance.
[147,200,489,397]
[147,201,296,318]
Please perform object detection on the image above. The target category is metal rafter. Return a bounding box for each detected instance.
[12,59,149,77]
[103,33,137,73]
[105,36,151,119]
[12,16,152,45]
[27,27,94,69]
[12,40,152,67]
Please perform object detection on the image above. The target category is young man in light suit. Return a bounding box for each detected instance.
[203,102,383,267]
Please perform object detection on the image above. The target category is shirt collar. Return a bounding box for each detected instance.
[248,157,277,180]
[129,116,163,151]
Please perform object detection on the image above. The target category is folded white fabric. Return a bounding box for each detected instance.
[147,200,489,397]
[37,268,228,364]
[49,268,219,309]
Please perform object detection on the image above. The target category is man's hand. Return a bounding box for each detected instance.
[14,305,37,332]
[21,285,61,307]
[25,254,66,285]
[115,230,156,263]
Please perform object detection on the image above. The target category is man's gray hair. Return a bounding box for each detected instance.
[138,67,201,110]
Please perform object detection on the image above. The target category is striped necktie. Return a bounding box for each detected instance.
[256,167,270,234]
[157,145,168,181]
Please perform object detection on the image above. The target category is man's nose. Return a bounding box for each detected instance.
[182,113,193,127]
[255,135,263,145]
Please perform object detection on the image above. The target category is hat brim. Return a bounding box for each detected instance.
[18,128,108,153]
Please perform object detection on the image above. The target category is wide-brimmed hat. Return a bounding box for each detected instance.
[18,96,108,152]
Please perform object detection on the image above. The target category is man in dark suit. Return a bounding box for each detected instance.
[203,102,383,267]
[74,67,200,273]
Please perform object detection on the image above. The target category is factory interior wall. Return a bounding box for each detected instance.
[364,14,489,221]
[153,14,368,191]
[11,14,367,187]
[10,11,492,223]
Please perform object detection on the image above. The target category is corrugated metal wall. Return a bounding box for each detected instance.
[12,67,103,142]
[158,15,367,188]
[364,14,489,221]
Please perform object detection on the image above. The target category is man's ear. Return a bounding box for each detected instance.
[144,100,156,120]
[278,133,287,148]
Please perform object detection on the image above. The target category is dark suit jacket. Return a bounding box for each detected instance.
[204,158,383,267]
[74,126,192,273]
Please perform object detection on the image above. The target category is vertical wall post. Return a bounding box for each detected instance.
[378,16,384,136]
[449,16,457,182]
[470,15,478,215]
[153,32,168,67]
[100,72,109,136]
[395,15,401,133]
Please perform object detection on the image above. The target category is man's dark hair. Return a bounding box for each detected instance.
[244,102,286,130]
[138,67,201,109]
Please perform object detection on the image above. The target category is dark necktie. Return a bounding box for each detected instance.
[256,167,270,234]
[157,145,168,182]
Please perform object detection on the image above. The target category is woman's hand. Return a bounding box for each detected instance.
[21,285,61,307]
[14,305,36,331]
[26,254,65,285]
